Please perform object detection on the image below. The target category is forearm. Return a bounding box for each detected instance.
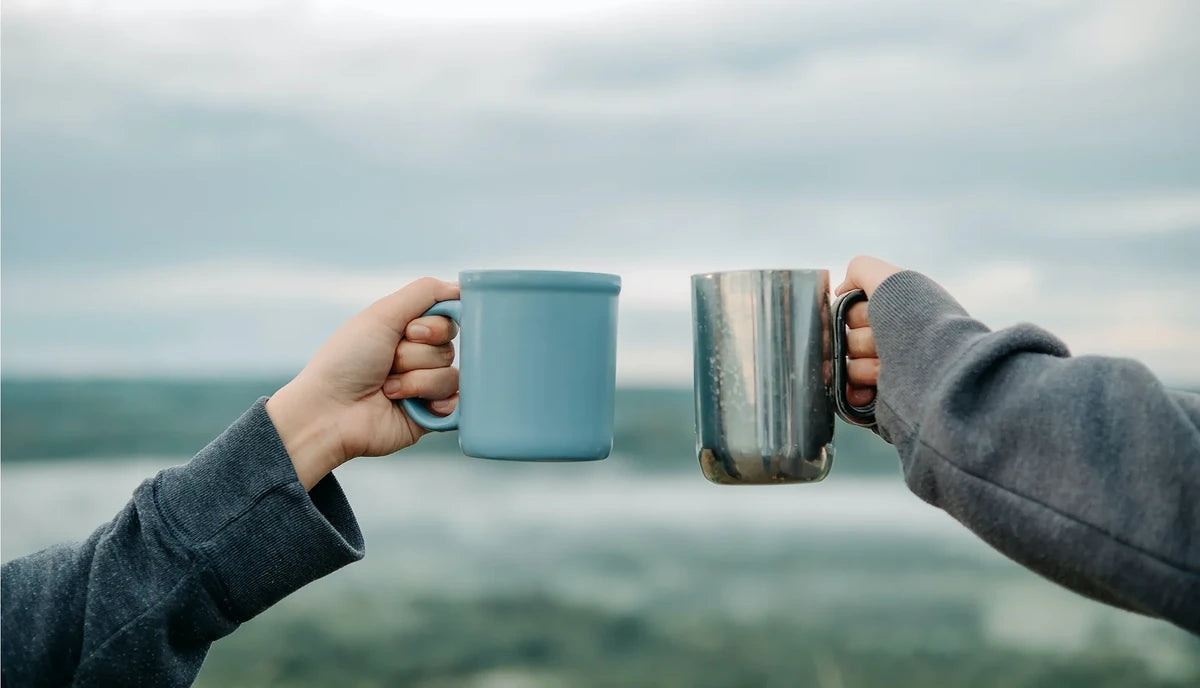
[869,271,1200,632]
[0,400,366,687]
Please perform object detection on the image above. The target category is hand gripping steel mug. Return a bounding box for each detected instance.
[691,269,876,485]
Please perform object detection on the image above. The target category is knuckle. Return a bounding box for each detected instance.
[413,276,441,293]
[411,368,457,395]
[437,369,460,393]
[430,316,453,337]
[849,357,880,380]
[394,375,417,398]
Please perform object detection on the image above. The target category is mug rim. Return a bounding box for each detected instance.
[461,269,621,293]
[691,268,829,280]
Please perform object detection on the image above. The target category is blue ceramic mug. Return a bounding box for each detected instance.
[401,270,621,461]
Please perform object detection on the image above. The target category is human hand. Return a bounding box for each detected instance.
[265,278,461,490]
[834,256,903,408]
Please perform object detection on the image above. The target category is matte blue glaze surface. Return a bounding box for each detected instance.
[402,270,620,461]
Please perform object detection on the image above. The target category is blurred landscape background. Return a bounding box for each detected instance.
[4,0,1199,686]
[3,381,1198,686]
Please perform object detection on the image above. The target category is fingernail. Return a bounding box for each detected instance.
[382,379,403,396]
[431,398,455,413]
[408,324,431,340]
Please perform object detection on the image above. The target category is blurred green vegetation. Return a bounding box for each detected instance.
[0,378,288,461]
[6,378,1198,686]
[196,591,1197,688]
[0,380,898,474]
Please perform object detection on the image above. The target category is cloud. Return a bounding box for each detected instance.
[1,259,702,382]
[5,257,1199,385]
[2,0,1198,383]
[7,1,1200,173]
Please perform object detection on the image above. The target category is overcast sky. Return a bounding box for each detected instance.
[3,0,1198,384]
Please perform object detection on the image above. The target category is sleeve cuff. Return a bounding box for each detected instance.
[152,398,365,621]
[868,271,990,439]
[868,270,973,338]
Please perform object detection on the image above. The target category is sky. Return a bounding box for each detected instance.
[3,0,1199,385]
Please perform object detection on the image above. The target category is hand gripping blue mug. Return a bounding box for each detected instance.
[401,270,621,461]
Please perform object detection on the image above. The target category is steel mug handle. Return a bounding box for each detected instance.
[832,290,877,429]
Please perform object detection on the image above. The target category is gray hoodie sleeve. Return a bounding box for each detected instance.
[867,271,1200,633]
[0,398,365,687]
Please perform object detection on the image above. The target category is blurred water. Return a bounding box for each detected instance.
[4,453,1197,686]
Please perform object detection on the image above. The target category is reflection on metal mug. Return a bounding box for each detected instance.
[691,269,876,485]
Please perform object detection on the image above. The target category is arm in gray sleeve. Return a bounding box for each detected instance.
[867,271,1200,633]
[0,399,366,687]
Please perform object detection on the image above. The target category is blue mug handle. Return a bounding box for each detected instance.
[399,300,462,431]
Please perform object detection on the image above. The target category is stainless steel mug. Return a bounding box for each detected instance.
[692,269,876,485]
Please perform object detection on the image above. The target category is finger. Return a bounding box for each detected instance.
[847,357,880,387]
[845,301,870,329]
[837,258,866,296]
[847,385,876,407]
[429,393,459,415]
[366,277,460,336]
[842,255,903,298]
[402,393,459,427]
[392,341,455,373]
[405,314,458,344]
[846,327,877,358]
[382,367,459,400]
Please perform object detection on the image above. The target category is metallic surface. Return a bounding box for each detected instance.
[692,269,874,485]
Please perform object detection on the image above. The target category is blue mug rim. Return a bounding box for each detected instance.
[460,270,621,293]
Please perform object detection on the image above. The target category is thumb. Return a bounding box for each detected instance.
[839,256,903,299]
[365,277,460,335]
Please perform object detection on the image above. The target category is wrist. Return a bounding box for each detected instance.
[265,381,345,491]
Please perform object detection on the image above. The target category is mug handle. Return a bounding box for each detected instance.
[832,290,878,429]
[399,300,462,432]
